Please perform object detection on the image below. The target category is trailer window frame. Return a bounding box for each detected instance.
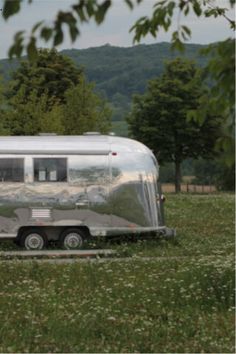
[33,157,68,183]
[0,157,25,183]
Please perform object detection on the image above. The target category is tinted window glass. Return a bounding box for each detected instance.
[0,158,24,182]
[34,158,67,182]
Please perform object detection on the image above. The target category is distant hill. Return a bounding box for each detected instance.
[62,42,207,97]
[0,42,208,135]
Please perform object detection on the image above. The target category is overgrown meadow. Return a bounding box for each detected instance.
[0,193,235,353]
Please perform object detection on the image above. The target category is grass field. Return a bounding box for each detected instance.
[0,193,235,352]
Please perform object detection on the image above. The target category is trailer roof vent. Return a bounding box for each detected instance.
[38,133,57,136]
[83,132,101,136]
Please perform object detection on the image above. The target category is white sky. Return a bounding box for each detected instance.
[0,0,235,59]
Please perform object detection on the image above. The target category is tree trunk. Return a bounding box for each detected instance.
[175,160,181,193]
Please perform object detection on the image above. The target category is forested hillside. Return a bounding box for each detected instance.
[63,43,206,96]
[0,42,207,135]
[62,43,207,134]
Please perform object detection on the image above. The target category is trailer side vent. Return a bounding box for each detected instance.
[31,208,51,219]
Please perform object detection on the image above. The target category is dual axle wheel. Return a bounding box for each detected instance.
[20,228,86,250]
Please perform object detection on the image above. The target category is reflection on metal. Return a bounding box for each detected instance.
[0,135,171,240]
[75,201,90,207]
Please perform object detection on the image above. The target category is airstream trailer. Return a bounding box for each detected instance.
[0,134,175,250]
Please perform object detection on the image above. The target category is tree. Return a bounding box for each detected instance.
[5,79,112,136]
[5,48,112,135]
[200,39,235,166]
[5,88,64,135]
[63,78,112,135]
[128,58,221,192]
[7,49,83,107]
[0,77,9,135]
[193,159,235,191]
[214,163,235,191]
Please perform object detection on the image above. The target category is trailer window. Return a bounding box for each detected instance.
[34,158,67,182]
[69,155,108,185]
[0,158,24,182]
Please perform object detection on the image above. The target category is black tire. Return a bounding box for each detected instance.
[20,228,48,250]
[59,228,86,250]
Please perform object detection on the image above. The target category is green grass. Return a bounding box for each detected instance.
[0,193,235,352]
[90,193,235,258]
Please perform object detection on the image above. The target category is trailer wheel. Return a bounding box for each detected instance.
[59,228,85,250]
[20,229,47,250]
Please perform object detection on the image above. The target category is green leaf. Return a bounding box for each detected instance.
[95,0,111,24]
[85,0,96,18]
[171,31,185,51]
[8,30,25,58]
[3,0,21,19]
[73,4,88,22]
[53,27,63,46]
[56,12,79,42]
[32,20,44,33]
[204,8,218,18]
[153,0,166,8]
[8,40,23,58]
[27,37,38,61]
[14,30,25,40]
[192,1,202,16]
[8,45,16,59]
[40,27,53,41]
[183,4,189,16]
[167,1,175,16]
[69,23,79,42]
[124,0,134,9]
[181,25,191,38]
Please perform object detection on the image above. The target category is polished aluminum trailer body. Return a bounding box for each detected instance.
[0,135,170,242]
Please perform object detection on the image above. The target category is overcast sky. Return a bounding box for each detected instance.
[0,0,234,59]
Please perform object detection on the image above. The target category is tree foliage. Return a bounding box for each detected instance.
[0,42,209,129]
[7,49,83,107]
[3,88,64,135]
[128,58,221,192]
[193,158,235,191]
[201,39,235,165]
[63,78,112,135]
[3,49,112,135]
[0,78,9,135]
[130,0,235,49]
